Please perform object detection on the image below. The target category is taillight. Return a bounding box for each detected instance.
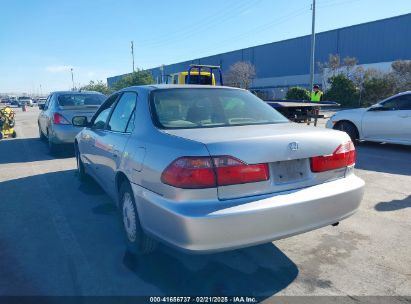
[161,156,270,189]
[161,157,216,189]
[310,141,356,172]
[53,113,70,125]
[213,156,269,186]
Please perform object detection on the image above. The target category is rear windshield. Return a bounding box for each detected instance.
[185,75,212,85]
[57,94,105,107]
[150,88,288,129]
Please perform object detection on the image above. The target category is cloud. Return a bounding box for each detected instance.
[45,65,73,73]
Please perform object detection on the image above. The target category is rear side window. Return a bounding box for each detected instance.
[151,88,288,129]
[107,92,137,132]
[57,94,105,107]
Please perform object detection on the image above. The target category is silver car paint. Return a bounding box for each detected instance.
[76,85,365,253]
[38,91,105,144]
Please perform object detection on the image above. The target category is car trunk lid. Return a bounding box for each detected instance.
[163,123,351,199]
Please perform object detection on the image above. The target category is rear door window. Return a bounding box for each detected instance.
[107,92,137,133]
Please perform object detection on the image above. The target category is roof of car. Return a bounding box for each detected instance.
[122,84,244,92]
[51,90,105,95]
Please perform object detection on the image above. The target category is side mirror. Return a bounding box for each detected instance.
[38,104,45,110]
[72,116,89,127]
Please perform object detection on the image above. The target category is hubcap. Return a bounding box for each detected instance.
[122,192,137,243]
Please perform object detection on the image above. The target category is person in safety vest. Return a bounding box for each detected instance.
[311,84,323,102]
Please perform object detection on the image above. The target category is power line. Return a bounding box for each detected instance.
[138,0,260,48]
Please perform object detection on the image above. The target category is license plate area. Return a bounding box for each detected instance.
[272,159,309,184]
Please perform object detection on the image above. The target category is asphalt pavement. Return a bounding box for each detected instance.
[0,107,410,299]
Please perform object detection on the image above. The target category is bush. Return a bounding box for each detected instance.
[285,87,310,100]
[324,74,358,107]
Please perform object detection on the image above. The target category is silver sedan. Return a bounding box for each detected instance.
[73,85,365,255]
[38,91,106,154]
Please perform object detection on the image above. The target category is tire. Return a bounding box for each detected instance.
[39,125,46,141]
[47,132,58,155]
[75,144,87,181]
[119,182,157,255]
[335,121,359,142]
[0,132,3,140]
[12,131,16,138]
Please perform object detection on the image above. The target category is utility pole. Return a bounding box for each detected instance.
[309,0,316,93]
[70,68,75,91]
[131,41,135,73]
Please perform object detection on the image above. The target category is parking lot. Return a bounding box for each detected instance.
[0,106,410,299]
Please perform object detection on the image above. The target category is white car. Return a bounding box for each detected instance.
[326,91,411,146]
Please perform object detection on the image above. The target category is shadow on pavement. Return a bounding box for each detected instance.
[0,169,298,296]
[0,137,74,164]
[375,195,411,212]
[355,142,411,176]
[123,243,298,297]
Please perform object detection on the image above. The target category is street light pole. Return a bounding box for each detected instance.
[70,68,75,91]
[131,41,135,73]
[309,0,316,92]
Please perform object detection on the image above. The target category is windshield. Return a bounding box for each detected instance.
[57,94,105,107]
[150,88,288,129]
[18,97,30,100]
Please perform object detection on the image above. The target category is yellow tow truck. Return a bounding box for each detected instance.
[168,64,223,86]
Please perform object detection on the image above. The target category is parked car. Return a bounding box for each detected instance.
[326,91,411,146]
[38,91,106,154]
[18,96,33,107]
[73,85,364,255]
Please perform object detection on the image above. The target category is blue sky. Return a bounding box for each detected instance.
[1,0,410,94]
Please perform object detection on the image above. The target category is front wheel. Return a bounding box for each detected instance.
[75,144,87,181]
[120,182,157,255]
[334,121,359,142]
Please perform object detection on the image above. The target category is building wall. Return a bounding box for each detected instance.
[107,13,411,91]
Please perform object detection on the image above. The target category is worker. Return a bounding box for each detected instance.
[311,85,323,102]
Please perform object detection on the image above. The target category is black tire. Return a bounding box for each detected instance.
[334,121,359,142]
[75,144,87,181]
[39,125,46,141]
[0,132,3,140]
[48,134,58,155]
[119,182,157,255]
[12,131,16,138]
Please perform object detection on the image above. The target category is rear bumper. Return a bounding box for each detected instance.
[132,174,365,253]
[49,124,82,144]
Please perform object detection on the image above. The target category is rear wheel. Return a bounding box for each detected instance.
[47,130,58,155]
[120,182,157,255]
[75,144,87,181]
[334,121,359,142]
[39,125,46,141]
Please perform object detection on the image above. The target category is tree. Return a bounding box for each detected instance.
[80,80,112,95]
[391,60,411,92]
[225,61,256,89]
[324,74,358,107]
[286,87,310,100]
[361,70,396,106]
[112,70,154,90]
